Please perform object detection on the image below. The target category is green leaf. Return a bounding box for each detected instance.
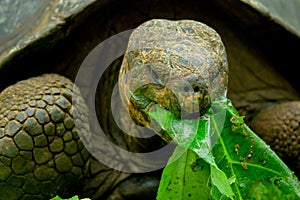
[210,99,300,199]
[50,195,87,200]
[157,147,212,200]
[210,165,235,199]
[150,99,300,200]
[150,104,235,199]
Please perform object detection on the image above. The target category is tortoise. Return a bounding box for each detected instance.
[1,18,300,199]
[0,0,300,199]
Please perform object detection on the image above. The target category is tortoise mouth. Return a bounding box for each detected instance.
[128,82,211,126]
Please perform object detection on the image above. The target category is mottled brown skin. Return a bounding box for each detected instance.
[250,101,300,177]
[119,19,228,141]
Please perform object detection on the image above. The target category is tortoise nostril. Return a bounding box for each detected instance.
[193,86,200,92]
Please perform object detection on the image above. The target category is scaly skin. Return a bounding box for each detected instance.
[119,19,228,129]
[250,101,300,177]
[0,74,90,200]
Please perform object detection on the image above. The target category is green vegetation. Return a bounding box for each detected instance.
[50,195,90,200]
[149,99,300,200]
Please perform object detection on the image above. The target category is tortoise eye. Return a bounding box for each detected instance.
[184,86,190,92]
